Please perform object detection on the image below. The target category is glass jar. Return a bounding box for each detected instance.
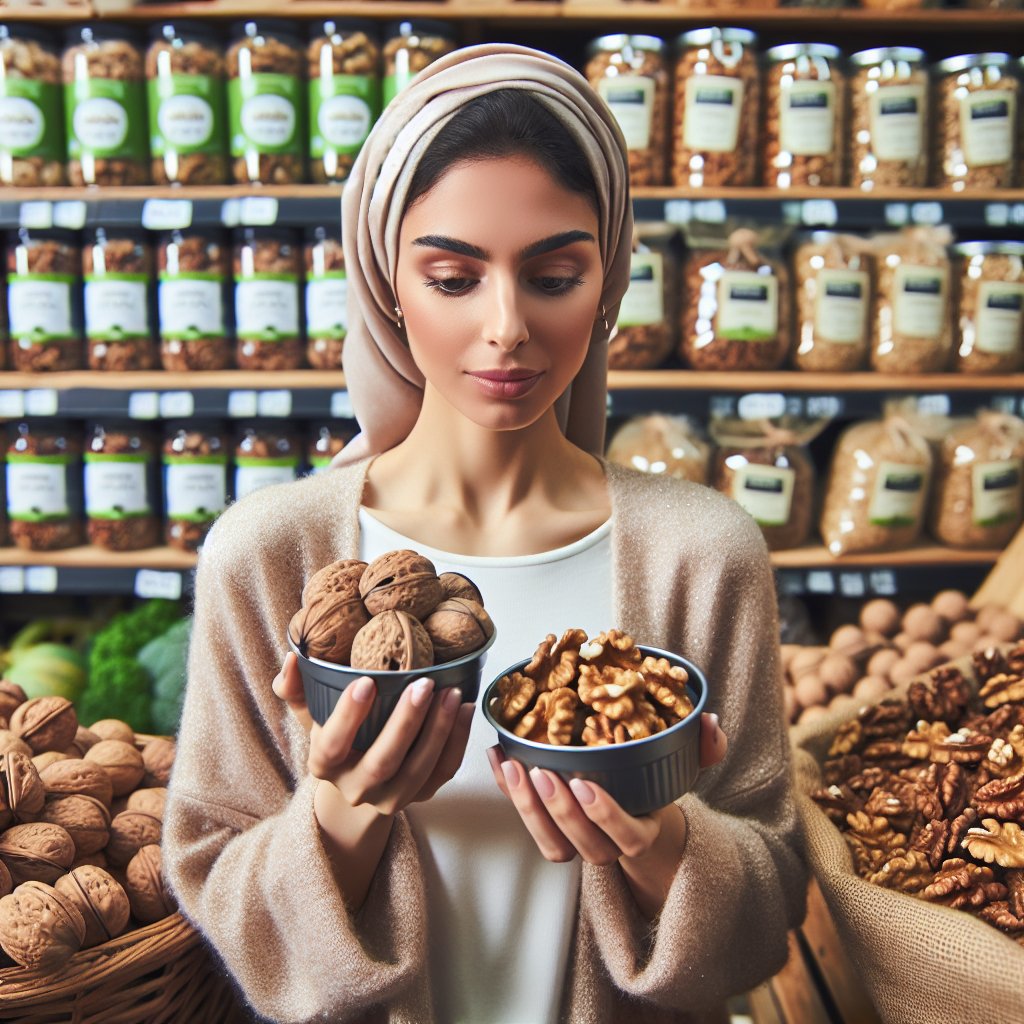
[585,35,669,187]
[934,53,1019,191]
[227,20,305,185]
[6,227,81,372]
[0,267,7,371]
[234,422,300,501]
[849,47,928,191]
[763,43,844,188]
[162,420,228,551]
[672,28,759,188]
[83,227,155,371]
[308,423,350,474]
[308,19,380,184]
[0,451,7,547]
[382,20,456,108]
[0,24,65,186]
[953,241,1024,375]
[62,24,148,186]
[146,21,228,186]
[84,421,159,551]
[233,226,303,371]
[157,229,232,371]
[304,225,346,370]
[5,419,83,552]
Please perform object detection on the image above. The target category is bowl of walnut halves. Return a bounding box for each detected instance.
[483,629,708,816]
[287,550,496,747]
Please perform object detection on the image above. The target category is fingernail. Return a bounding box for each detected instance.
[443,686,463,710]
[569,778,596,805]
[350,677,375,704]
[410,678,435,707]
[710,712,720,728]
[501,760,520,789]
[530,767,555,800]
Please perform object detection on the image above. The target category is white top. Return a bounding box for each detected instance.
[358,508,614,1024]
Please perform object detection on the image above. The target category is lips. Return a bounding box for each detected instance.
[466,367,543,399]
[468,368,542,382]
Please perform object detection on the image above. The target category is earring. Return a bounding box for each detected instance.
[394,305,404,327]
[599,305,609,332]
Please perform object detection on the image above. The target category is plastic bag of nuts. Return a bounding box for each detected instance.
[585,34,669,187]
[83,228,155,371]
[157,229,232,371]
[382,20,456,108]
[934,53,1019,192]
[849,47,928,191]
[953,241,1024,374]
[679,226,790,371]
[162,420,228,551]
[227,20,305,186]
[234,227,304,371]
[308,423,350,474]
[6,227,81,373]
[793,232,873,372]
[672,27,759,188]
[304,225,346,370]
[763,43,844,189]
[146,21,229,186]
[930,411,1024,549]
[0,24,65,186]
[234,422,300,501]
[605,413,710,485]
[871,226,952,374]
[5,419,83,552]
[62,25,148,187]
[308,19,380,185]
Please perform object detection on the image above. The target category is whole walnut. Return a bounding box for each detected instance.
[0,752,46,829]
[439,572,483,605]
[301,558,368,606]
[0,732,31,757]
[0,860,10,900]
[40,795,111,858]
[141,738,175,788]
[360,550,444,621]
[350,611,434,672]
[125,844,175,923]
[10,698,78,755]
[39,759,114,809]
[127,787,166,819]
[66,726,100,758]
[423,599,494,662]
[0,880,86,970]
[54,865,130,947]
[88,720,136,745]
[289,595,370,665]
[106,810,161,868]
[32,752,71,773]
[0,821,76,886]
[84,741,145,797]
[0,681,26,724]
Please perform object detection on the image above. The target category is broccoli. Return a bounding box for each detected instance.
[139,618,192,736]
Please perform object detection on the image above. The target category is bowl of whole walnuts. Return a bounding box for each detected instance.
[288,550,496,746]
[483,629,707,816]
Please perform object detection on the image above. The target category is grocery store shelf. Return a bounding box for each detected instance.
[772,544,1000,570]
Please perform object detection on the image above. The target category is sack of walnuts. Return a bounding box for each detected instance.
[605,413,710,485]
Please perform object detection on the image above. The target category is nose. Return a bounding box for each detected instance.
[484,274,528,352]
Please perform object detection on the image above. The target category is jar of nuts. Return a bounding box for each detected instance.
[953,241,1024,374]
[5,419,83,552]
[585,34,669,187]
[83,227,155,371]
[763,43,844,188]
[6,227,81,373]
[308,19,380,184]
[227,20,305,185]
[0,24,65,186]
[234,226,303,371]
[308,423,350,474]
[934,53,1019,191]
[84,421,159,552]
[304,225,346,370]
[382,20,456,108]
[62,24,148,187]
[162,420,228,551]
[672,27,759,188]
[606,414,710,485]
[793,232,873,372]
[157,229,232,371]
[0,452,7,546]
[849,47,928,191]
[234,422,300,501]
[146,21,229,186]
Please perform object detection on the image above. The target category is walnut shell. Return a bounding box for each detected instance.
[106,810,161,868]
[0,752,46,829]
[10,697,78,755]
[0,880,86,969]
[127,787,166,819]
[140,737,175,788]
[39,758,114,809]
[71,850,108,872]
[0,860,11,899]
[65,726,100,758]
[125,844,175,923]
[54,865,130,948]
[289,595,370,665]
[0,731,31,758]
[359,550,444,621]
[0,681,26,724]
[84,741,145,797]
[350,610,434,672]
[88,720,135,745]
[301,558,367,606]
[438,571,484,605]
[32,751,71,773]
[422,598,494,662]
[0,821,76,886]
[39,795,111,858]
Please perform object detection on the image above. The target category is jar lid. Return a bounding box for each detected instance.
[63,23,142,46]
[850,46,926,67]
[953,241,1024,258]
[678,27,757,48]
[0,23,58,49]
[312,18,378,41]
[587,34,666,57]
[935,52,1013,75]
[148,20,223,46]
[384,19,456,41]
[766,43,841,63]
[229,19,302,47]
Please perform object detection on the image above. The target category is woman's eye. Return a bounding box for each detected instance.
[534,275,584,295]
[425,277,475,296]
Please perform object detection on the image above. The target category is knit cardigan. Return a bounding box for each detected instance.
[163,458,808,1024]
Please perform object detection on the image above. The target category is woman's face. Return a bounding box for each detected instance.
[395,155,603,433]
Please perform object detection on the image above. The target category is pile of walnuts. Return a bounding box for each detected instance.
[0,689,175,972]
[812,643,1024,946]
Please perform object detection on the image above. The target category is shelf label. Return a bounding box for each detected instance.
[25,566,58,593]
[804,394,844,419]
[663,200,691,225]
[709,396,737,417]
[227,390,259,418]
[19,201,52,229]
[801,199,838,227]
[24,389,58,416]
[330,390,354,419]
[0,568,25,594]
[52,200,87,230]
[869,570,897,596]
[737,392,786,420]
[220,198,240,227]
[239,197,279,226]
[839,572,866,598]
[910,202,944,226]
[884,202,909,227]
[134,569,183,601]
[692,199,726,224]
[128,391,160,420]
[806,571,835,595]
[986,203,1010,227]
[990,395,1016,415]
[917,393,951,416]
[0,391,25,418]
[257,389,292,417]
[141,199,193,231]
[159,391,195,418]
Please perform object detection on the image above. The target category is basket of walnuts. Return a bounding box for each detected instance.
[0,688,245,1022]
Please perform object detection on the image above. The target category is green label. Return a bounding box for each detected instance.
[0,79,62,160]
[235,456,299,468]
[65,77,147,160]
[7,453,73,464]
[383,73,407,109]
[228,74,301,156]
[163,454,227,466]
[83,453,149,463]
[148,74,225,157]
[310,74,378,158]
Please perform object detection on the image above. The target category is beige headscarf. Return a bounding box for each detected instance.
[333,42,633,466]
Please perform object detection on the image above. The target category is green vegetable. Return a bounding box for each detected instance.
[4,643,88,702]
[139,618,191,736]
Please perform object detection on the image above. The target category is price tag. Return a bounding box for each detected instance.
[1010,203,1024,227]
[805,395,844,419]
[691,199,726,224]
[737,393,786,420]
[869,570,897,596]
[839,572,866,598]
[220,198,241,227]
[985,203,1010,227]
[0,568,25,594]
[239,197,279,226]
[801,200,838,227]
[134,569,183,601]
[52,200,87,230]
[709,396,737,418]
[24,389,58,416]
[257,390,292,417]
[25,566,58,593]
[141,199,193,231]
[910,202,944,226]
[806,571,835,595]
[330,390,354,419]
[227,390,259,418]
[0,391,25,418]
[18,201,52,229]
[663,200,691,225]
[128,391,160,420]
[159,391,195,418]
[917,393,951,416]
[884,203,909,227]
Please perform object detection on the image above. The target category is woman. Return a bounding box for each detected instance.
[164,44,806,1024]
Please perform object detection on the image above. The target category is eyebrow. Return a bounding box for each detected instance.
[411,230,596,262]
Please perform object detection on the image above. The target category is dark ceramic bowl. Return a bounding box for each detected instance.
[482,644,707,816]
[288,628,497,748]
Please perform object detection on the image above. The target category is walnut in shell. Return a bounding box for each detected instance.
[359,550,444,621]
[422,599,494,662]
[301,557,367,606]
[32,752,71,773]
[0,860,10,900]
[9,697,78,755]
[125,844,175,923]
[0,880,86,970]
[39,759,114,809]
[66,726,99,758]
[289,593,370,665]
[126,787,166,819]
[39,795,111,858]
[350,611,434,672]
[0,682,26,724]
[54,865,130,948]
[105,810,161,868]
[88,720,135,745]
[141,738,175,789]
[439,572,483,605]
[0,821,76,886]
[84,741,145,797]
[0,752,46,828]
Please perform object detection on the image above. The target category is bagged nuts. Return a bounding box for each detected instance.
[382,19,456,108]
[304,225,346,370]
[162,421,228,551]
[606,413,711,485]
[308,423,350,474]
[234,422,300,502]
[953,242,1024,375]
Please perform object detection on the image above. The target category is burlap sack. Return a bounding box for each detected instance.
[790,657,1024,1024]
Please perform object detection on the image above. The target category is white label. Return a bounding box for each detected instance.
[159,278,225,339]
[737,392,786,420]
[128,391,160,420]
[134,569,183,601]
[319,95,371,148]
[961,90,1015,167]
[241,94,295,148]
[227,390,258,418]
[0,392,25,418]
[7,462,67,518]
[684,75,743,153]
[814,269,869,344]
[25,566,57,593]
[166,462,227,519]
[52,201,86,230]
[18,201,52,229]
[24,389,58,416]
[73,97,128,150]
[976,281,1024,354]
[894,265,947,340]
[235,279,299,339]
[257,390,292,417]
[238,197,278,226]
[8,279,72,339]
[159,94,213,147]
[159,391,195,418]
[716,271,779,341]
[869,84,926,162]
[235,464,298,500]
[0,97,44,149]
[0,568,25,594]
[598,75,655,150]
[306,276,348,337]
[731,463,795,527]
[84,279,148,339]
[618,253,663,327]
[331,390,353,418]
[973,459,1022,526]
[868,461,928,527]
[779,80,835,156]
[141,198,193,231]
[85,458,150,517]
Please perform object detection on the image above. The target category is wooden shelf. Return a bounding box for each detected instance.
[0,544,195,571]
[771,544,1000,569]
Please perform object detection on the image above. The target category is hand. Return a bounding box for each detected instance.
[272,651,475,817]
